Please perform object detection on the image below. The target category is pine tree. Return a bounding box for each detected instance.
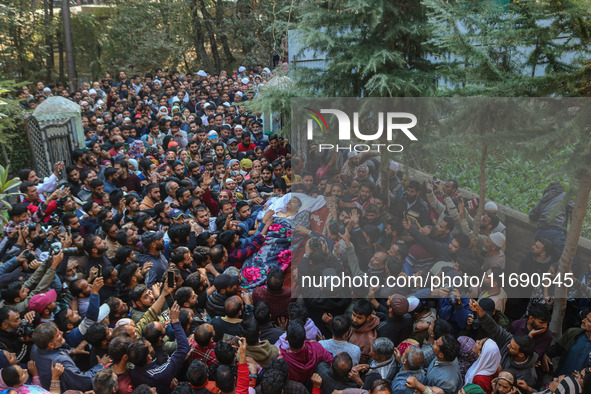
[289,0,438,97]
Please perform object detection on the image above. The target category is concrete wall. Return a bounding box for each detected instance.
[402,166,591,274]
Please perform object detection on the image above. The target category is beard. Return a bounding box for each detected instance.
[351,321,363,329]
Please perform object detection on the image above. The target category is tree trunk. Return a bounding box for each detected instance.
[472,142,487,234]
[57,23,65,85]
[62,0,77,91]
[198,0,222,73]
[215,0,235,65]
[10,21,26,80]
[550,170,591,337]
[45,0,55,82]
[191,0,215,72]
[379,134,390,208]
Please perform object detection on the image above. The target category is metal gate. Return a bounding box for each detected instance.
[25,115,77,179]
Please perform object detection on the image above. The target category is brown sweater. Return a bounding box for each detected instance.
[347,315,380,364]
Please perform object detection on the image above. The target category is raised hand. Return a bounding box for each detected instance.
[23,311,36,324]
[202,171,213,188]
[141,262,153,276]
[27,360,39,377]
[468,299,485,318]
[51,250,64,269]
[350,210,360,228]
[311,373,322,388]
[152,282,162,298]
[402,217,412,230]
[275,316,288,330]
[91,276,104,294]
[237,337,247,363]
[169,302,181,323]
[51,362,64,380]
[72,340,89,355]
[89,266,99,282]
[97,354,111,366]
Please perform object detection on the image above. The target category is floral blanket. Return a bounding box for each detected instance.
[241,217,292,288]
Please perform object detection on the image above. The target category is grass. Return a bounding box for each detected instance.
[415,144,591,238]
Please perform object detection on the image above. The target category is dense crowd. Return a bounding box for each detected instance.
[2,66,591,394]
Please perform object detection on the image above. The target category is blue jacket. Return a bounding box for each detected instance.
[391,368,425,394]
[138,252,169,287]
[438,296,471,333]
[64,292,101,348]
[31,344,103,391]
[129,321,190,394]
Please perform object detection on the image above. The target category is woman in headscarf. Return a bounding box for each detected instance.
[140,134,157,150]
[465,338,502,394]
[458,336,479,378]
[219,189,237,206]
[355,164,374,183]
[178,148,190,165]
[228,159,247,176]
[491,370,517,394]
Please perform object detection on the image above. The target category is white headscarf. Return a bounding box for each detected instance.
[465,339,501,384]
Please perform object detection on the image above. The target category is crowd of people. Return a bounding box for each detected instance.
[2,66,591,394]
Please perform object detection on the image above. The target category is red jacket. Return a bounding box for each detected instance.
[280,341,333,384]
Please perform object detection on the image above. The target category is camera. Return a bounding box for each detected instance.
[17,321,35,338]
[41,215,62,232]
[49,242,78,256]
[446,287,461,305]
[21,223,37,230]
[22,250,36,263]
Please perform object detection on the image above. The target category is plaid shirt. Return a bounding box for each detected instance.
[2,203,47,236]
[227,233,265,268]
[189,341,218,366]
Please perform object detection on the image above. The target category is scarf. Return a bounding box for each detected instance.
[465,339,501,384]
[458,336,478,378]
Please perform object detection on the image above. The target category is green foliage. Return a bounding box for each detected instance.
[420,143,591,237]
[0,165,22,224]
[226,0,290,69]
[70,13,104,80]
[100,0,189,73]
[287,0,438,97]
[0,80,27,144]
[425,0,591,96]
[0,0,50,81]
[0,80,33,176]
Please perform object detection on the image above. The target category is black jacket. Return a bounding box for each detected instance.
[529,182,573,232]
[376,314,414,347]
[0,329,31,363]
[206,291,228,318]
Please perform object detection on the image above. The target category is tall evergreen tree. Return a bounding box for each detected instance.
[289,0,438,97]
